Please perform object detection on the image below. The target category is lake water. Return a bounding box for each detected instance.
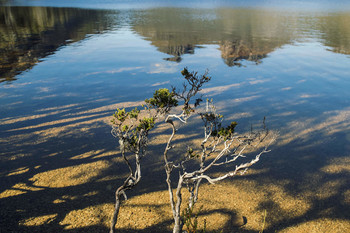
[1,1,350,138]
[1,0,350,232]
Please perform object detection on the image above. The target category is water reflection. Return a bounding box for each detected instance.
[1,3,350,232]
[131,8,294,66]
[317,13,350,55]
[1,6,350,83]
[130,8,350,65]
[0,6,113,82]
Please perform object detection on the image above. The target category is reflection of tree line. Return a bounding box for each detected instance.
[131,8,295,66]
[0,7,113,82]
[318,13,350,55]
[1,6,350,82]
[219,41,267,66]
[132,8,350,65]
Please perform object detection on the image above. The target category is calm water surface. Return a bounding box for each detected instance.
[1,1,350,136]
[0,0,350,232]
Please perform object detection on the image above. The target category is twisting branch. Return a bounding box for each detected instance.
[164,117,178,218]
[110,87,179,233]
[109,68,277,233]
[109,107,156,233]
[154,70,276,233]
[159,69,212,233]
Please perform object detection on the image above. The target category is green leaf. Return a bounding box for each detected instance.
[113,108,128,122]
[136,117,155,132]
[145,88,178,112]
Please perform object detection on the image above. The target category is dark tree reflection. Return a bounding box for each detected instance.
[0,7,114,83]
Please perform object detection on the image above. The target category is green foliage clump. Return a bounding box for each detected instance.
[113,108,128,122]
[201,112,223,124]
[181,67,211,84]
[129,108,140,119]
[136,117,155,132]
[111,107,156,152]
[112,107,139,123]
[217,121,238,140]
[121,125,129,132]
[145,88,178,113]
[177,68,211,116]
[211,121,237,139]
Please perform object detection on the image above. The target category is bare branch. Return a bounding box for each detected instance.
[190,136,277,184]
[109,68,277,233]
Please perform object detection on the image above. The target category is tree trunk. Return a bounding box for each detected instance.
[173,176,183,233]
[110,193,121,233]
[173,215,182,233]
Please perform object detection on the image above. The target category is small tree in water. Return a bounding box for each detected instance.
[109,107,153,233]
[110,86,178,233]
[110,68,276,233]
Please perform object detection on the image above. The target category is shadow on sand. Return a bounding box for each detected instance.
[0,98,349,233]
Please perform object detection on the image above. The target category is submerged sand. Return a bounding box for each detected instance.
[0,103,349,233]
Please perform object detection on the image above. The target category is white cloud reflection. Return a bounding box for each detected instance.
[300,94,321,98]
[151,81,170,87]
[83,67,144,77]
[148,63,179,74]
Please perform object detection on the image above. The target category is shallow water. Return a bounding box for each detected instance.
[1,1,350,134]
[0,1,350,232]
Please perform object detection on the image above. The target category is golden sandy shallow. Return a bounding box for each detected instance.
[1,101,350,232]
[6,169,349,232]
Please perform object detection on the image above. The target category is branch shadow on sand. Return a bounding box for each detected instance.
[0,98,350,232]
